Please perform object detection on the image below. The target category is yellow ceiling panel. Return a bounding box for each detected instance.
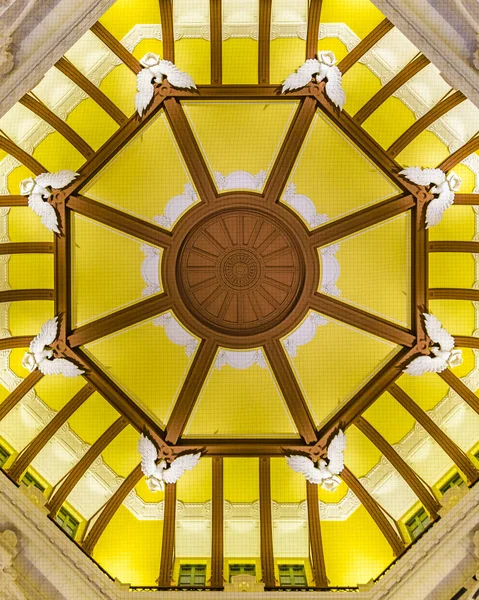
[363,391,416,445]
[67,391,119,446]
[7,208,52,242]
[342,63,382,116]
[344,427,382,479]
[8,254,54,290]
[317,38,348,62]
[185,348,298,437]
[429,299,476,337]
[33,373,85,412]
[320,0,386,39]
[9,300,54,337]
[9,348,31,379]
[98,64,137,117]
[98,0,161,40]
[453,163,477,193]
[6,164,36,197]
[132,39,163,62]
[32,131,84,173]
[318,479,349,504]
[397,372,450,413]
[176,39,211,85]
[429,205,475,241]
[176,457,212,503]
[71,214,163,327]
[65,98,119,152]
[224,457,259,503]
[270,457,306,504]
[429,253,475,289]
[101,424,139,477]
[270,39,306,86]
[135,477,164,504]
[396,131,450,168]
[362,96,415,149]
[223,39,258,84]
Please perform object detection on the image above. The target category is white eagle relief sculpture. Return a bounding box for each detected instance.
[400,167,461,228]
[20,170,79,233]
[287,430,346,492]
[138,433,201,492]
[22,317,84,377]
[135,52,196,116]
[404,313,463,376]
[282,51,345,110]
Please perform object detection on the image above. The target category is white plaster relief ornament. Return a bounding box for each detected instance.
[135,52,196,116]
[282,51,346,110]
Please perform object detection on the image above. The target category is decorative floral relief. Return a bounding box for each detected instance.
[283,312,328,358]
[283,183,328,228]
[140,245,161,297]
[153,312,198,357]
[214,349,266,370]
[214,170,266,191]
[152,183,197,229]
[320,244,341,297]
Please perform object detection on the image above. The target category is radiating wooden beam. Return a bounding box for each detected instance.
[263,339,317,444]
[439,134,479,172]
[429,288,479,301]
[0,242,53,254]
[306,481,328,587]
[165,338,218,444]
[55,57,127,126]
[0,336,33,350]
[412,196,428,341]
[453,336,479,350]
[54,200,70,338]
[158,482,177,587]
[454,194,479,205]
[306,0,323,59]
[259,457,275,588]
[258,0,272,84]
[211,457,224,588]
[355,416,440,517]
[170,85,312,99]
[311,293,415,347]
[389,383,479,484]
[159,0,175,63]
[90,22,141,74]
[341,466,405,556]
[82,463,143,554]
[0,289,54,302]
[429,241,479,253]
[338,19,394,75]
[388,91,466,158]
[210,0,222,85]
[354,55,430,125]
[0,135,45,175]
[176,438,310,456]
[8,384,95,482]
[46,416,128,517]
[263,97,317,205]
[309,194,415,248]
[0,370,43,422]
[438,369,479,415]
[19,95,94,159]
[0,196,28,207]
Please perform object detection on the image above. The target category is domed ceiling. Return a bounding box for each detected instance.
[0,0,479,591]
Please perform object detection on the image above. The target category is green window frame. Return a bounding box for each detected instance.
[21,471,45,493]
[0,445,10,468]
[278,564,307,587]
[439,472,465,494]
[229,564,256,582]
[405,508,430,540]
[178,564,206,587]
[55,506,80,538]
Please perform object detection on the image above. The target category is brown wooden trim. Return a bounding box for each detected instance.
[176,439,309,456]
[90,22,141,74]
[46,416,128,517]
[170,85,312,99]
[67,195,172,248]
[355,416,440,517]
[341,466,405,556]
[263,339,317,444]
[309,194,415,248]
[55,57,127,126]
[82,463,143,553]
[388,91,466,158]
[311,292,415,347]
[439,134,479,172]
[354,55,430,125]
[159,0,175,63]
[0,336,33,350]
[0,135,45,175]
[438,369,479,415]
[0,370,43,422]
[306,481,328,587]
[158,482,177,587]
[8,384,95,482]
[211,457,224,588]
[429,241,479,253]
[258,0,272,84]
[163,98,217,203]
[454,336,479,349]
[165,338,218,444]
[263,97,317,205]
[68,293,171,347]
[454,194,479,205]
[19,95,94,159]
[0,289,54,302]
[429,288,479,301]
[306,0,323,59]
[54,200,70,338]
[389,383,479,483]
[259,457,275,588]
[412,198,428,341]
[210,0,222,85]
[338,19,394,75]
[0,196,28,207]
[0,242,53,254]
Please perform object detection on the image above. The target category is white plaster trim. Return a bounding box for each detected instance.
[283,312,328,359]
[152,311,198,358]
[214,348,267,370]
[283,182,329,228]
[152,183,197,229]
[214,170,266,191]
[140,245,161,297]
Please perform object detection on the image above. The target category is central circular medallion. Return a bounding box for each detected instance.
[221,249,260,290]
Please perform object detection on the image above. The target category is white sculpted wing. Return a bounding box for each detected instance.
[423,313,455,352]
[159,60,196,89]
[404,355,447,376]
[282,59,320,92]
[327,430,346,475]
[425,190,454,228]
[138,433,159,477]
[324,66,345,110]
[28,194,60,233]
[30,317,59,354]
[286,455,322,484]
[35,170,79,189]
[162,452,201,484]
[38,357,84,377]
[399,167,446,187]
[135,68,155,116]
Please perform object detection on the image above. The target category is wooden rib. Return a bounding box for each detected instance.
[263,97,317,205]
[438,369,479,415]
[210,0,222,85]
[19,95,94,159]
[306,0,323,59]
[55,58,127,126]
[211,457,224,588]
[412,197,428,340]
[8,384,95,482]
[341,466,405,556]
[46,416,128,517]
[176,439,311,456]
[82,463,143,554]
[68,293,172,347]
[0,242,53,254]
[439,134,479,172]
[454,194,479,205]
[54,200,70,338]
[0,196,28,207]
[0,289,53,302]
[259,457,275,588]
[429,288,479,301]
[306,481,328,587]
[258,0,272,84]
[163,98,217,202]
[338,19,394,75]
[429,241,479,253]
[170,85,312,99]
[159,0,175,62]
[388,91,466,158]
[454,336,479,350]
[354,55,430,125]
[158,483,177,587]
[309,194,414,248]
[0,135,44,175]
[263,339,317,444]
[0,336,33,350]
[311,293,415,347]
[165,338,218,444]
[67,195,172,248]
[389,383,479,483]
[355,416,440,517]
[90,22,141,74]
[0,370,43,422]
